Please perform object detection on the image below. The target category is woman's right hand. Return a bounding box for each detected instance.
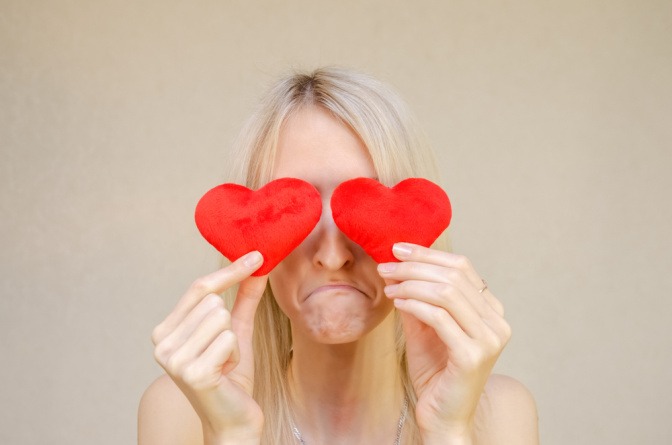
[151,251,268,443]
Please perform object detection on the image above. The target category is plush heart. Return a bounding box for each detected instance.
[195,178,322,276]
[331,177,452,263]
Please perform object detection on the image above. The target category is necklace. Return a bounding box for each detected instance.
[289,396,409,445]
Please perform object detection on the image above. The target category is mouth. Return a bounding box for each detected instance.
[305,283,368,301]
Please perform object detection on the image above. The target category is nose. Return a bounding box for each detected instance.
[311,198,355,271]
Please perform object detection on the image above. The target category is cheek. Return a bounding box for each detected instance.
[355,252,386,292]
[268,247,307,304]
[268,265,291,304]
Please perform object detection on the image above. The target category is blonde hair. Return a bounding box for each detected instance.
[224,66,448,444]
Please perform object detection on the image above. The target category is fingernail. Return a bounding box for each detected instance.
[392,243,412,258]
[244,251,263,268]
[384,284,399,296]
[393,298,406,308]
[378,263,397,274]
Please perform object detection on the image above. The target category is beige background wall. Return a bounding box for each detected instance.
[2,1,671,444]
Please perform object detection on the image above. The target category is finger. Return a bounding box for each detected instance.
[386,280,487,339]
[152,251,263,344]
[175,251,263,322]
[484,311,512,346]
[153,294,225,364]
[378,261,455,284]
[392,243,483,290]
[230,274,269,340]
[396,309,449,385]
[164,304,233,370]
[454,283,510,345]
[397,298,507,379]
[379,260,484,307]
[481,288,505,317]
[393,298,471,350]
[389,244,505,318]
[380,260,497,319]
[437,277,508,341]
[182,330,241,391]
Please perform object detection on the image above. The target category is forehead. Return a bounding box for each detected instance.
[272,106,376,186]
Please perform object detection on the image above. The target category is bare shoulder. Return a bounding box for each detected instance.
[474,374,539,445]
[138,374,203,445]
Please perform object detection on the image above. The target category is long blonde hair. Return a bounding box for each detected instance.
[225,66,447,444]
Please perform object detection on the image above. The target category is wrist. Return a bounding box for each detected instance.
[202,425,262,445]
[421,426,474,445]
[422,435,472,445]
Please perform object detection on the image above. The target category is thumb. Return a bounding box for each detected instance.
[384,277,426,338]
[398,307,427,340]
[383,277,425,337]
[230,274,268,340]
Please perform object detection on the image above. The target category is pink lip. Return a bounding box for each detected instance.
[306,284,366,300]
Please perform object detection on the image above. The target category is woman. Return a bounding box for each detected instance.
[138,67,539,444]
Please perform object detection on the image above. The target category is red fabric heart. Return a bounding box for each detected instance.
[331,178,452,263]
[195,178,322,276]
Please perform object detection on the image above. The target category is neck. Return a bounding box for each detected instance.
[288,311,406,445]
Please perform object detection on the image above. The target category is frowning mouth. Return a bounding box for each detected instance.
[305,284,367,301]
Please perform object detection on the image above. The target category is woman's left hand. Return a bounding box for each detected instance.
[378,242,511,444]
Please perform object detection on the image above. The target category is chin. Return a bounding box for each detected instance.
[301,301,393,344]
[307,317,370,344]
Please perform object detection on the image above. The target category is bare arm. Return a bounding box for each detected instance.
[141,253,268,444]
[138,374,203,445]
[473,374,539,445]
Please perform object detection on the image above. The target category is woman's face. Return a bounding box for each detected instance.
[268,105,391,344]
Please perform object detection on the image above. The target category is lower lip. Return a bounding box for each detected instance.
[308,285,364,299]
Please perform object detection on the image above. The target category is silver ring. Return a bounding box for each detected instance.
[478,279,488,293]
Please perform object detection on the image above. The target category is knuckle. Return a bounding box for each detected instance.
[219,329,238,347]
[405,262,420,275]
[203,293,224,308]
[428,306,448,326]
[152,346,165,364]
[396,281,409,295]
[165,352,188,374]
[181,364,206,388]
[482,323,511,353]
[492,298,505,316]
[211,307,231,330]
[150,325,164,346]
[453,254,472,272]
[437,283,457,303]
[462,347,487,370]
[484,330,504,351]
[501,320,513,342]
[190,277,213,295]
[153,340,174,363]
[445,269,463,284]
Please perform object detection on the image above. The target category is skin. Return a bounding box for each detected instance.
[139,105,539,445]
[268,106,404,444]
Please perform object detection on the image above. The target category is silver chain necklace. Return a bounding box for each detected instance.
[289,396,409,445]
